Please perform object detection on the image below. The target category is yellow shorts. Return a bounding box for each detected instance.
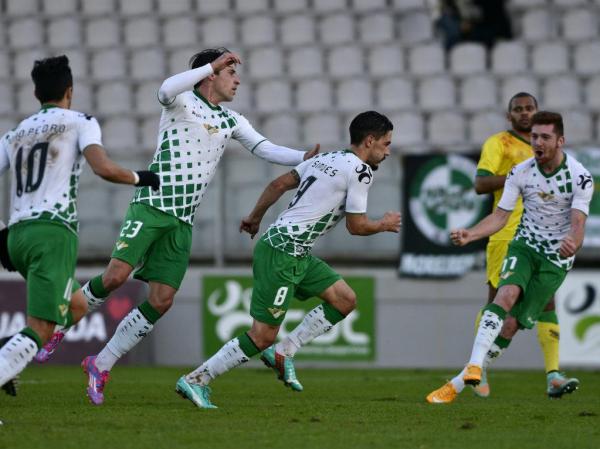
[486,240,510,288]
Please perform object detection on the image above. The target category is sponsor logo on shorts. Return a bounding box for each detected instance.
[59,304,69,317]
[115,241,128,251]
[500,271,514,280]
[268,307,286,319]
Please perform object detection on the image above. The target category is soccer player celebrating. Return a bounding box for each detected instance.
[176,111,401,409]
[35,48,318,405]
[472,93,576,398]
[0,56,159,391]
[427,111,594,403]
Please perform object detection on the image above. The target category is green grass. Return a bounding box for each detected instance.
[1,366,599,449]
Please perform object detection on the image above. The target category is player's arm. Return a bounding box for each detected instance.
[345,212,401,236]
[474,137,504,194]
[474,173,506,194]
[240,170,300,239]
[450,207,511,246]
[560,210,587,258]
[157,52,241,105]
[0,139,9,176]
[83,144,159,189]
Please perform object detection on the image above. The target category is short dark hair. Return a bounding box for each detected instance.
[349,111,393,145]
[508,92,538,112]
[189,47,230,88]
[31,55,73,104]
[531,111,564,137]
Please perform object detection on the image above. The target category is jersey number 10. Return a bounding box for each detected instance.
[15,142,49,197]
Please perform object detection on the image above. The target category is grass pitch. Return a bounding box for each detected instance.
[0,366,598,449]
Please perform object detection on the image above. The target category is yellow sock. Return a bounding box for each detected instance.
[474,308,483,336]
[537,312,560,373]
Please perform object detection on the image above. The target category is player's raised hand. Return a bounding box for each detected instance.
[239,216,260,239]
[382,211,401,233]
[559,235,578,258]
[211,52,242,72]
[450,229,470,246]
[303,144,320,160]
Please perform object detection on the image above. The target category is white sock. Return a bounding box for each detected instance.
[468,310,504,367]
[0,333,38,387]
[83,280,107,313]
[95,308,154,372]
[450,367,467,393]
[185,338,249,386]
[275,305,336,357]
[483,342,505,370]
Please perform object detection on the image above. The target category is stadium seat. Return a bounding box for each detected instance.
[248,47,284,79]
[553,0,589,7]
[391,0,426,11]
[351,0,387,12]
[288,47,324,79]
[491,41,527,75]
[13,49,46,81]
[47,17,81,49]
[511,0,546,7]
[296,79,333,112]
[261,114,301,147]
[368,44,404,78]
[16,82,40,115]
[228,84,252,113]
[0,84,14,116]
[574,42,600,75]
[119,0,153,15]
[303,113,343,146]
[328,45,364,79]
[313,0,347,13]
[163,17,197,48]
[78,187,113,219]
[234,0,269,14]
[8,18,43,49]
[469,111,507,145]
[273,0,308,13]
[500,76,539,106]
[319,13,355,46]
[280,15,315,47]
[79,220,120,253]
[532,42,569,75]
[399,12,434,44]
[135,82,161,116]
[91,50,127,81]
[196,0,231,15]
[168,47,197,75]
[42,0,77,15]
[561,109,593,145]
[85,18,121,49]
[5,0,38,16]
[129,49,165,81]
[71,82,93,113]
[428,111,467,147]
[82,0,115,15]
[241,16,276,48]
[157,0,191,15]
[460,75,497,112]
[376,77,413,110]
[67,50,89,80]
[0,52,10,79]
[102,116,138,153]
[521,10,556,42]
[418,76,456,112]
[336,78,373,112]
[124,17,160,48]
[140,115,161,151]
[358,13,395,44]
[409,43,445,76]
[542,75,581,109]
[96,82,133,115]
[201,17,237,47]
[584,76,600,109]
[561,9,598,42]
[449,43,487,75]
[255,80,292,113]
[388,112,425,149]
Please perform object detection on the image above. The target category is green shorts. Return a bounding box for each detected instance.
[8,220,79,325]
[250,239,342,325]
[498,240,567,329]
[112,202,192,290]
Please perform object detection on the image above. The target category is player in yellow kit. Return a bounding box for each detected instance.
[472,93,576,398]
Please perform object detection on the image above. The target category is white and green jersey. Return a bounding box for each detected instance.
[262,150,374,257]
[0,105,102,233]
[133,91,269,225]
[498,153,594,270]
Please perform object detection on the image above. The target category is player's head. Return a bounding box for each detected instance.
[530,111,565,165]
[189,47,239,102]
[507,92,538,133]
[349,111,393,170]
[31,55,73,107]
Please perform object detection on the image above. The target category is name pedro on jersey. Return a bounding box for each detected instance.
[6,124,67,144]
[311,160,338,177]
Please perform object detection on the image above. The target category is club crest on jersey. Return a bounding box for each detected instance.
[203,123,219,135]
[115,241,129,251]
[537,191,555,202]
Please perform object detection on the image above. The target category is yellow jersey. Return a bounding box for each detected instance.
[476,130,533,241]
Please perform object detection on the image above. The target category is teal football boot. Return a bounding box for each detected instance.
[260,346,303,392]
[175,376,217,409]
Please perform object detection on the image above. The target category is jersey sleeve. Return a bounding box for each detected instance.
[232,113,268,152]
[77,115,103,152]
[0,137,9,175]
[572,168,594,215]
[497,166,521,211]
[345,163,373,214]
[477,136,503,176]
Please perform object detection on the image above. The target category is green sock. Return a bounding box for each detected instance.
[20,327,42,349]
[138,300,162,324]
[237,332,260,358]
[494,335,512,349]
[90,275,109,298]
[483,303,507,320]
[322,302,345,325]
